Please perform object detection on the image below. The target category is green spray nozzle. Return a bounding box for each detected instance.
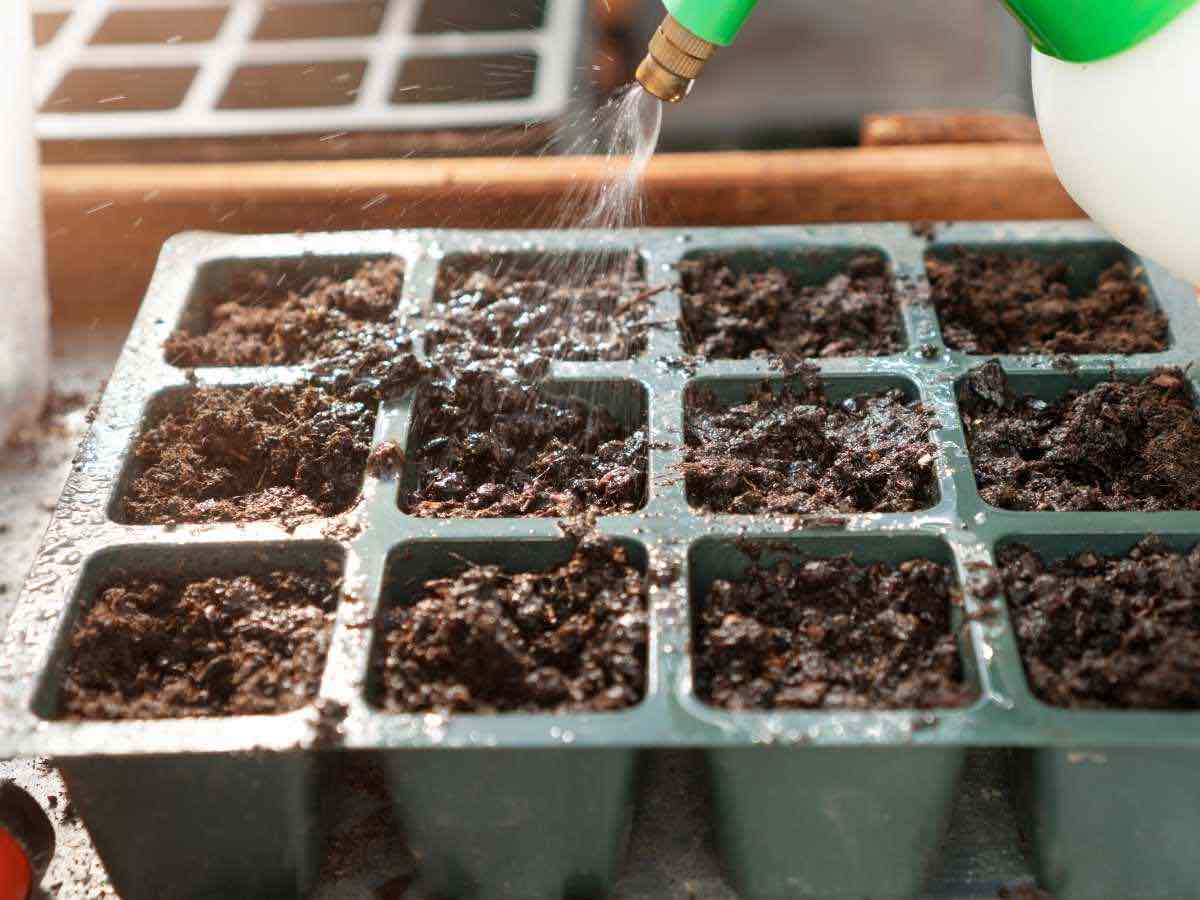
[1001,0,1197,62]
[663,0,759,46]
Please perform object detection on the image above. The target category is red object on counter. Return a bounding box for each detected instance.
[0,826,31,900]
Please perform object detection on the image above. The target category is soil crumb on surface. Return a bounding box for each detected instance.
[402,371,646,518]
[695,552,971,710]
[165,258,405,367]
[374,536,647,713]
[685,370,937,514]
[679,253,904,359]
[426,253,655,362]
[927,252,1168,355]
[960,362,1200,511]
[120,384,376,525]
[60,567,341,719]
[1001,537,1200,709]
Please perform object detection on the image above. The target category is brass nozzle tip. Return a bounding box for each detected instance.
[635,14,716,104]
[636,54,692,103]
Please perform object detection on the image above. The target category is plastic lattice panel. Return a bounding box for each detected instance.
[32,0,585,143]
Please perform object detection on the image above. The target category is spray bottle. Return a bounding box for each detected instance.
[636,0,1200,285]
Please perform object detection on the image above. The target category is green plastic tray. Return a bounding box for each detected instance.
[2,222,1199,900]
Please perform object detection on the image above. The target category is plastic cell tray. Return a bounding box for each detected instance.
[2,222,1200,900]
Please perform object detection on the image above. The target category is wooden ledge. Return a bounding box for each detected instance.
[43,145,1080,325]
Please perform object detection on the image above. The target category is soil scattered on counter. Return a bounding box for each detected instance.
[374,536,647,713]
[684,368,937,514]
[60,566,340,719]
[165,258,406,367]
[679,253,904,359]
[695,552,970,710]
[1001,537,1200,709]
[426,253,657,362]
[120,384,376,525]
[402,371,646,518]
[927,252,1168,355]
[960,362,1200,511]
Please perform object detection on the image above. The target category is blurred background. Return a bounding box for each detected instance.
[31,0,1033,162]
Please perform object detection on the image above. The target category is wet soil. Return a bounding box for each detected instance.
[426,253,656,362]
[165,258,405,367]
[678,253,904,359]
[60,566,341,719]
[374,536,647,713]
[119,384,376,525]
[684,369,937,514]
[960,362,1200,511]
[1001,537,1200,709]
[402,371,646,518]
[695,551,971,710]
[926,252,1168,355]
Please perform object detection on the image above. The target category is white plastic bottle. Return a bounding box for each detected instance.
[1033,2,1200,285]
[0,0,50,442]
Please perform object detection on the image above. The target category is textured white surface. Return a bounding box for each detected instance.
[0,0,49,443]
[1034,3,1200,286]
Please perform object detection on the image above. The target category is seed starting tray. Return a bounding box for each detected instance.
[32,0,586,158]
[3,222,1200,900]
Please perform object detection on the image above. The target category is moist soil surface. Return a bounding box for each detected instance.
[120,383,376,525]
[60,566,341,719]
[374,536,647,713]
[960,362,1200,511]
[426,254,655,362]
[685,370,937,514]
[165,258,406,367]
[402,371,646,518]
[1001,537,1200,709]
[926,252,1168,355]
[679,253,904,359]
[695,552,970,710]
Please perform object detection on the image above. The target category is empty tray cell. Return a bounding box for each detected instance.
[90,6,229,45]
[926,241,1169,355]
[33,12,69,46]
[690,536,973,711]
[218,60,367,110]
[42,66,198,113]
[369,536,647,713]
[401,378,648,518]
[426,251,652,362]
[40,541,343,720]
[167,255,405,367]
[999,534,1200,710]
[392,52,538,104]
[684,373,939,514]
[252,0,387,40]
[959,361,1200,511]
[678,247,903,359]
[413,0,547,33]
[115,383,377,525]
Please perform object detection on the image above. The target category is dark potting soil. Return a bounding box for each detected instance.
[60,566,341,719]
[374,536,647,713]
[402,371,647,518]
[678,253,904,359]
[425,253,657,362]
[695,553,970,710]
[1000,537,1200,709]
[165,258,406,367]
[684,371,938,514]
[119,383,376,525]
[926,252,1168,355]
[960,362,1200,511]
